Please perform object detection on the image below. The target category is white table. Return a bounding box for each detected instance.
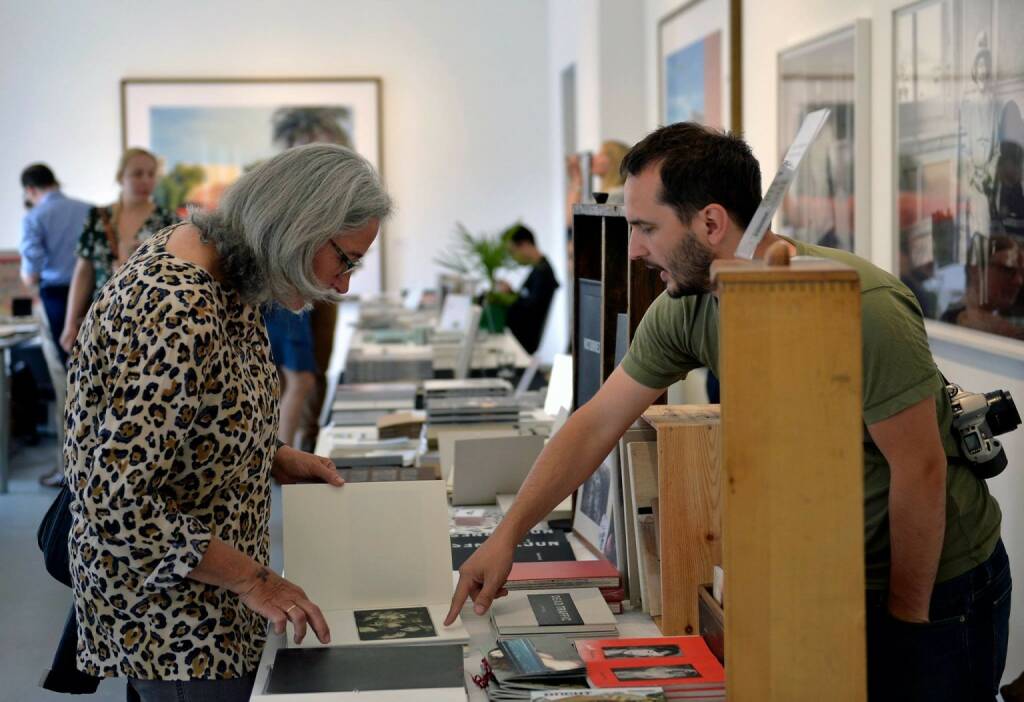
[0,323,41,493]
[250,598,660,701]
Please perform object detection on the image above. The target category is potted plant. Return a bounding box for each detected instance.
[434,221,519,332]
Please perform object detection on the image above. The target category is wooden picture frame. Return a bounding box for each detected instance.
[657,0,742,131]
[121,77,385,293]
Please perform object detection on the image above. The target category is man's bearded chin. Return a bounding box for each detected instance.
[664,233,714,298]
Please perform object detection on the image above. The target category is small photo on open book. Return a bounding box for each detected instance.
[353,606,437,641]
[602,644,681,659]
[613,664,699,682]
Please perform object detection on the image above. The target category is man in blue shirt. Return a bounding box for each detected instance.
[19,164,91,367]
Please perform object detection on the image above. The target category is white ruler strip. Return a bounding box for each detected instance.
[734,108,831,260]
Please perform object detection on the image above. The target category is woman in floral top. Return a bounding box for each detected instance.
[59,148,175,352]
[64,144,391,701]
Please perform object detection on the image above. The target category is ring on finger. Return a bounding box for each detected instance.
[285,603,298,614]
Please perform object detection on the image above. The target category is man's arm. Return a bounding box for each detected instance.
[445,366,664,623]
[19,216,44,289]
[867,395,948,622]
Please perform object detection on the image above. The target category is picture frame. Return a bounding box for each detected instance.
[893,0,1024,345]
[657,0,742,131]
[121,77,384,294]
[777,20,872,258]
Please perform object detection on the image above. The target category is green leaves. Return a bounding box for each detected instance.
[434,221,516,285]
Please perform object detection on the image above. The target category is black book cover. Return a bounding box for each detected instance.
[528,592,584,627]
[450,528,575,570]
[265,644,464,694]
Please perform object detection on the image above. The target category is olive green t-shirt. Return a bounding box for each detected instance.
[620,239,1002,589]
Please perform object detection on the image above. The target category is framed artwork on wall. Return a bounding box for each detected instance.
[894,0,1024,345]
[657,0,742,131]
[777,20,871,258]
[121,77,384,294]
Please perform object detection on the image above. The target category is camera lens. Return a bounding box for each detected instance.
[985,390,1022,436]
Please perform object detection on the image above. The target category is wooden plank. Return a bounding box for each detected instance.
[646,407,721,637]
[601,217,628,383]
[712,258,859,284]
[718,266,866,702]
[627,441,659,615]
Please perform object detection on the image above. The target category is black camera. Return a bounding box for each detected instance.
[946,383,1021,479]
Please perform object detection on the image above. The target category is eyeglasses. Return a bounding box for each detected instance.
[328,239,362,276]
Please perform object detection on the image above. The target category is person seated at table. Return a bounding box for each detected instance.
[63,143,391,702]
[496,224,560,354]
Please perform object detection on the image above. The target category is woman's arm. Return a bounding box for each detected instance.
[61,257,94,352]
[190,537,330,645]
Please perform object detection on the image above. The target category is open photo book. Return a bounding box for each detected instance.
[282,481,470,648]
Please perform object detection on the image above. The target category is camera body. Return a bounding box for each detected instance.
[946,383,1021,479]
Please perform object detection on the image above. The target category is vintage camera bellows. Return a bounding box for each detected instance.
[946,383,1021,479]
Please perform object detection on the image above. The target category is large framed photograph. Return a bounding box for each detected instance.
[777,20,871,257]
[121,77,384,294]
[895,0,1024,344]
[657,0,742,130]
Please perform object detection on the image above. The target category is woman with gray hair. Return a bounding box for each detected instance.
[63,143,391,701]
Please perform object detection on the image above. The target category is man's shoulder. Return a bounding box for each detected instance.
[40,192,92,217]
[796,241,906,295]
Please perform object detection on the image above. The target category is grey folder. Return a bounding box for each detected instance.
[451,433,546,505]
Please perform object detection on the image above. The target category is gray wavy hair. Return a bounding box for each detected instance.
[191,143,392,306]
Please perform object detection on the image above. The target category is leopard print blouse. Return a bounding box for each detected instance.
[64,224,279,680]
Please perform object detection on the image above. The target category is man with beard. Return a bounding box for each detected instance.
[447,123,1009,701]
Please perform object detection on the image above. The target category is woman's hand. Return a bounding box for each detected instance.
[60,320,80,354]
[236,566,330,645]
[272,445,343,486]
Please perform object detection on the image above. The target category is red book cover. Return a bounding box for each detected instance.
[507,559,620,585]
[577,637,725,690]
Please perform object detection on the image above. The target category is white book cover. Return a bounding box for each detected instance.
[437,427,522,481]
[491,588,617,636]
[282,482,469,648]
[451,433,545,506]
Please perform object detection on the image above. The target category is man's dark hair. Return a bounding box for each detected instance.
[620,123,762,228]
[507,224,536,246]
[21,164,58,189]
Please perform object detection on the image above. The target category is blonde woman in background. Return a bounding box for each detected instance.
[60,147,176,352]
[565,139,630,229]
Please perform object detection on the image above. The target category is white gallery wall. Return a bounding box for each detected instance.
[644,0,1024,684]
[0,0,560,351]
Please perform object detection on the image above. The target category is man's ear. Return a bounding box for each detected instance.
[702,204,731,248]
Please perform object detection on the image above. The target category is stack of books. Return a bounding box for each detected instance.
[427,396,524,425]
[482,635,588,701]
[346,344,433,383]
[332,382,418,411]
[505,559,624,614]
[423,378,513,400]
[576,637,725,701]
[490,589,618,641]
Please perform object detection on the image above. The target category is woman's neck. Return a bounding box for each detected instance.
[119,196,152,212]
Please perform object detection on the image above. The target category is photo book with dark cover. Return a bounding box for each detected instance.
[450,527,575,570]
[265,644,464,696]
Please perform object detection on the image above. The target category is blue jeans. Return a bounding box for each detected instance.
[866,539,1011,701]
[128,672,256,702]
